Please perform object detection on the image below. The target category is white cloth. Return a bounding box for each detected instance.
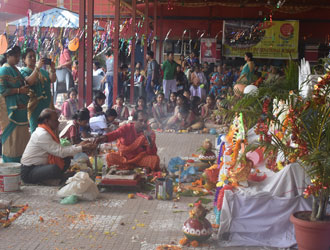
[216,127,313,248]
[21,127,82,166]
[90,115,108,133]
[59,120,75,138]
[163,79,177,100]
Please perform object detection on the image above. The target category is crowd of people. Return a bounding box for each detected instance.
[0,43,286,185]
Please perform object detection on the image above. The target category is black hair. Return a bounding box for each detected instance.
[94,91,106,102]
[116,95,124,100]
[245,52,253,60]
[136,96,147,109]
[72,108,90,121]
[120,64,128,70]
[2,45,21,64]
[105,108,117,117]
[166,51,173,57]
[133,109,148,121]
[170,92,177,98]
[206,94,215,101]
[93,60,101,69]
[191,96,201,108]
[147,50,154,58]
[67,87,78,99]
[106,49,113,57]
[6,45,21,57]
[21,48,35,61]
[157,92,165,98]
[178,105,190,116]
[183,89,191,95]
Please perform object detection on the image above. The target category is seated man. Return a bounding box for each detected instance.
[21,108,96,185]
[97,110,160,172]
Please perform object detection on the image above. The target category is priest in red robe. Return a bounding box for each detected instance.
[97,110,160,171]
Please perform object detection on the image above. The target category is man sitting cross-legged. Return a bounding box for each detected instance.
[21,108,97,185]
[96,110,160,172]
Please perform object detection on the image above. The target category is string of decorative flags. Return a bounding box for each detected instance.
[0,9,283,60]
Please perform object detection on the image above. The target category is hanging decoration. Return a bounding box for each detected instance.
[164,29,172,41]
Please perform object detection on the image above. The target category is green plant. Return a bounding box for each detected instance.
[247,72,330,221]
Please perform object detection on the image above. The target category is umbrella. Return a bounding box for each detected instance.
[8,7,104,30]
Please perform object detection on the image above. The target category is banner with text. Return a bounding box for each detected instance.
[222,20,299,59]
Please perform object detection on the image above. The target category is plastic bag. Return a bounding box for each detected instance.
[60,138,71,146]
[167,157,185,173]
[60,195,78,205]
[57,172,99,201]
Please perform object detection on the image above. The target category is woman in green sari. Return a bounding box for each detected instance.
[20,48,56,133]
[0,45,30,162]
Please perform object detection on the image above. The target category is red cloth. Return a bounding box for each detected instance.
[59,48,72,70]
[106,123,157,160]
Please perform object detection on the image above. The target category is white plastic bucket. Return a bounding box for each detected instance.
[0,163,21,192]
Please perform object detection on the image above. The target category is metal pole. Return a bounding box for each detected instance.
[130,0,136,104]
[86,0,94,105]
[78,0,86,108]
[153,0,158,59]
[113,0,120,103]
[143,0,149,68]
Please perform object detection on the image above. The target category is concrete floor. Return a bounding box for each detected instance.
[0,132,289,250]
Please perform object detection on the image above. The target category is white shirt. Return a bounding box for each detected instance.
[21,127,82,166]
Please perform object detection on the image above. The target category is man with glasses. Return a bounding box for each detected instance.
[96,110,160,172]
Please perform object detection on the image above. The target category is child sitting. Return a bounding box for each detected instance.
[112,95,129,120]
[201,94,215,120]
[89,108,118,135]
[209,76,226,97]
[87,91,106,118]
[211,95,229,125]
[60,108,90,144]
[150,93,169,129]
[167,92,177,115]
[105,108,118,132]
[166,106,203,131]
[131,96,147,118]
[190,96,201,117]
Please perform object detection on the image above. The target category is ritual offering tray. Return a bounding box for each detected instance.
[99,168,142,189]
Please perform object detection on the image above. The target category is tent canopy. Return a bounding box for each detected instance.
[9,8,79,28]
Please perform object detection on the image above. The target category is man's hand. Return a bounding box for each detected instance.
[94,135,108,145]
[81,142,97,153]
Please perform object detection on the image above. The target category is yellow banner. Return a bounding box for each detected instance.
[223,20,299,59]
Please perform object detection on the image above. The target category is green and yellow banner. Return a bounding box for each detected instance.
[222,20,299,59]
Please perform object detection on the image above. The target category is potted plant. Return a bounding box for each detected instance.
[247,70,330,249]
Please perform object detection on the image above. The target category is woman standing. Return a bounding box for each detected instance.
[0,46,30,162]
[20,48,56,133]
[236,52,254,85]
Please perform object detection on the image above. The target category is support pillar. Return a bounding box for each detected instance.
[86,0,94,105]
[143,0,149,68]
[158,5,163,64]
[129,0,136,104]
[153,0,157,59]
[78,0,86,108]
[113,0,120,102]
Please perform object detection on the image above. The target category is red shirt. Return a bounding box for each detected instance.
[106,123,157,160]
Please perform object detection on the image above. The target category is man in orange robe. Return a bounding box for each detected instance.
[97,110,160,171]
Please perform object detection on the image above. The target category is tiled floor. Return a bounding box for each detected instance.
[0,133,286,250]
